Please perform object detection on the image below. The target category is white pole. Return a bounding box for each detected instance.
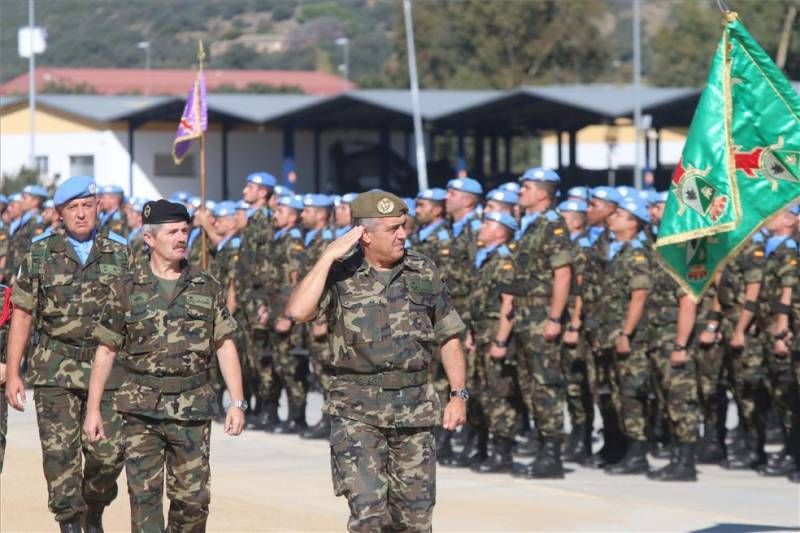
[28,0,36,173]
[632,0,642,189]
[403,0,428,192]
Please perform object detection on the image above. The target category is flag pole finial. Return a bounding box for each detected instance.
[197,40,206,71]
[715,0,738,22]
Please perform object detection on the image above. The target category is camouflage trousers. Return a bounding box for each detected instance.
[271,326,308,418]
[764,350,795,440]
[648,344,700,443]
[561,337,593,427]
[514,307,565,440]
[724,329,767,436]
[123,414,211,533]
[330,416,435,533]
[692,336,727,438]
[305,325,332,395]
[472,336,519,439]
[0,385,6,474]
[251,328,281,406]
[605,342,650,442]
[33,386,124,522]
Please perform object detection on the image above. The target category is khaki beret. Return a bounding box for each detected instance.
[351,190,408,219]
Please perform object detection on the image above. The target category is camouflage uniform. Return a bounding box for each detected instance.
[447,210,481,327]
[788,238,800,478]
[320,249,464,532]
[0,221,10,281]
[187,226,207,266]
[261,226,307,425]
[98,208,129,239]
[127,226,148,259]
[95,258,237,532]
[0,222,7,473]
[598,238,652,444]
[646,257,700,445]
[511,210,572,442]
[7,209,46,281]
[10,228,128,522]
[235,207,277,417]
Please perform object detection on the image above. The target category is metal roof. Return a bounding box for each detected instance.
[0,94,175,123]
[206,93,321,123]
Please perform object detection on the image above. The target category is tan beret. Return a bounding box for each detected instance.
[351,190,408,219]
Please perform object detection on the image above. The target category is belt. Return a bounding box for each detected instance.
[333,369,428,390]
[514,295,550,307]
[129,372,208,394]
[40,333,97,362]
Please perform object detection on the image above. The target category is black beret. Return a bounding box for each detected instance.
[142,199,190,225]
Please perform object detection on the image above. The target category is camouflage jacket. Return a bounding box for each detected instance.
[470,244,515,345]
[319,249,465,428]
[789,232,800,351]
[261,226,303,325]
[512,209,573,302]
[0,222,9,282]
[210,233,241,291]
[235,207,273,304]
[580,226,614,322]
[7,210,46,281]
[300,226,335,277]
[760,235,798,331]
[127,227,148,260]
[597,238,652,349]
[11,228,129,389]
[447,211,481,301]
[98,208,129,239]
[645,253,685,344]
[717,236,766,318]
[96,259,237,421]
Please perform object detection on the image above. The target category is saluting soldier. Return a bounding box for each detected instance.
[285,190,467,532]
[5,176,128,533]
[83,199,245,533]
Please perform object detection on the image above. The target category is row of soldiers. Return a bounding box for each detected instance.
[2,170,798,486]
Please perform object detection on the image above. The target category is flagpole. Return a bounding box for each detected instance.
[198,40,208,270]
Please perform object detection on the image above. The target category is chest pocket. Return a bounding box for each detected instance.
[183,294,213,354]
[407,291,436,341]
[125,305,159,354]
[39,258,77,315]
[338,289,388,344]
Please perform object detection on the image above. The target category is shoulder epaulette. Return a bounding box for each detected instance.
[289,228,302,239]
[578,237,591,248]
[469,218,482,231]
[752,232,765,243]
[436,229,450,241]
[497,245,511,257]
[31,229,53,243]
[230,237,242,249]
[786,238,798,249]
[107,231,128,246]
[630,239,644,250]
[545,210,559,222]
[322,228,334,240]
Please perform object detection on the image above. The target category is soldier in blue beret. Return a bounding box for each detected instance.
[484,189,519,215]
[6,174,129,532]
[568,186,590,202]
[97,184,128,239]
[6,184,49,283]
[334,193,357,238]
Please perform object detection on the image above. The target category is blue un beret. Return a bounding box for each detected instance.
[247,172,277,188]
[483,211,518,232]
[520,167,560,184]
[303,194,333,208]
[278,195,304,211]
[213,201,237,217]
[788,203,800,216]
[616,185,636,199]
[486,188,519,205]
[235,200,250,211]
[54,176,97,207]
[99,185,125,196]
[403,198,416,217]
[447,177,483,195]
[0,195,7,205]
[499,182,520,194]
[591,186,622,205]
[169,190,191,203]
[23,184,49,198]
[416,188,447,202]
[558,200,588,213]
[619,198,651,223]
[341,192,357,204]
[567,186,589,201]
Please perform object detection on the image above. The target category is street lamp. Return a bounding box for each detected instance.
[335,37,349,82]
[137,40,151,95]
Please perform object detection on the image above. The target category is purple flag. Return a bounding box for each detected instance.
[172,72,207,165]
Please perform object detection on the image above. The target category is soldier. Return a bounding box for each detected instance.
[758,207,798,476]
[786,205,800,483]
[83,199,245,533]
[597,198,652,476]
[126,198,147,259]
[257,195,307,433]
[483,188,518,216]
[97,185,129,238]
[285,190,467,532]
[467,211,519,474]
[298,194,336,439]
[4,176,128,533]
[334,192,357,237]
[557,199,594,463]
[510,167,573,480]
[7,185,48,282]
[646,254,701,481]
[646,190,667,240]
[42,199,60,232]
[237,172,279,429]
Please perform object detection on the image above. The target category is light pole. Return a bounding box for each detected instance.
[335,37,349,82]
[137,41,151,95]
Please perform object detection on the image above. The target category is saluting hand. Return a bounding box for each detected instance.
[323,226,364,262]
[83,410,106,442]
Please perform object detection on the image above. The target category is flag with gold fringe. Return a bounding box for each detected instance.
[172,68,207,165]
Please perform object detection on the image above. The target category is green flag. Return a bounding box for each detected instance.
[655,12,800,301]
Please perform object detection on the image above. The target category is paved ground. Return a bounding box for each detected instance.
[1,392,798,532]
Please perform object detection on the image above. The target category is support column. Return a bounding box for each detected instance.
[568,130,577,182]
[644,130,651,170]
[490,134,498,177]
[556,130,563,170]
[456,128,466,176]
[379,126,390,190]
[282,123,295,186]
[654,128,662,171]
[404,130,412,163]
[474,132,484,179]
[504,135,512,174]
[313,128,321,193]
[221,122,230,200]
[127,121,137,197]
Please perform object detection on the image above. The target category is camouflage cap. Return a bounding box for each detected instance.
[351,189,408,219]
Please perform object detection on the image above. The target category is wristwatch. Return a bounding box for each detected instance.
[231,399,248,412]
[450,389,470,401]
[492,339,508,348]
[705,322,719,332]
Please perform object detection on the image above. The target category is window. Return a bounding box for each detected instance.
[35,155,48,175]
[69,155,94,177]
[154,153,195,177]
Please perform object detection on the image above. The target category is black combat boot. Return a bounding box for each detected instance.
[273,403,307,434]
[257,402,281,432]
[472,436,514,473]
[696,425,725,464]
[513,431,540,457]
[435,427,455,465]
[721,428,765,470]
[444,427,488,468]
[84,506,104,533]
[563,424,590,463]
[511,438,564,479]
[605,439,649,475]
[300,414,331,440]
[788,469,800,483]
[59,519,82,533]
[759,447,795,476]
[648,443,697,481]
